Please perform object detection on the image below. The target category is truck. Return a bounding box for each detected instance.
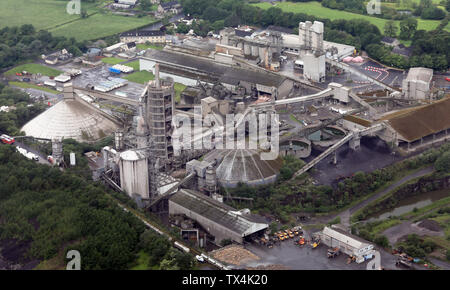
[0,134,15,144]
[26,152,39,161]
[327,247,340,258]
[109,67,121,74]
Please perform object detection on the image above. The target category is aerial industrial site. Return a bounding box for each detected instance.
[0,0,449,275]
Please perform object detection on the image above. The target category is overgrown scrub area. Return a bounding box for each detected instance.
[131,231,194,270]
[353,143,450,221]
[224,144,450,224]
[0,145,146,269]
[397,234,438,258]
[0,84,46,136]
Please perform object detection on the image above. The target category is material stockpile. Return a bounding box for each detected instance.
[211,245,260,266]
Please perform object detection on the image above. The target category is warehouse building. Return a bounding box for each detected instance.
[382,97,450,151]
[318,225,375,264]
[169,189,269,244]
[140,49,293,99]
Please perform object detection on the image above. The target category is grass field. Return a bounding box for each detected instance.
[101,57,127,65]
[0,0,157,41]
[252,1,447,33]
[174,83,186,103]
[124,61,140,71]
[9,81,59,94]
[5,64,62,77]
[136,43,165,50]
[124,71,155,84]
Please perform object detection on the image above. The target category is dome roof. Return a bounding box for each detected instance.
[21,99,120,142]
[203,149,283,188]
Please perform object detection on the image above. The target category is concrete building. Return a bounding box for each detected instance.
[303,53,326,83]
[169,189,269,244]
[145,64,175,163]
[298,21,324,53]
[140,49,293,99]
[297,21,326,83]
[402,67,433,100]
[157,1,182,14]
[120,30,166,44]
[318,225,375,264]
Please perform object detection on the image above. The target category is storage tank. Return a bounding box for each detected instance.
[243,43,251,56]
[251,45,259,57]
[119,150,150,200]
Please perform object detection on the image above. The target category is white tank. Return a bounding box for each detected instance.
[119,150,149,200]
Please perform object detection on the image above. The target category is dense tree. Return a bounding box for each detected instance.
[399,17,418,39]
[384,20,398,37]
[435,151,450,172]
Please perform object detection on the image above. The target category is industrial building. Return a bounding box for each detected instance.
[169,189,269,244]
[140,49,294,99]
[382,97,450,151]
[119,30,166,44]
[145,64,175,163]
[21,83,121,142]
[402,67,433,100]
[318,225,375,264]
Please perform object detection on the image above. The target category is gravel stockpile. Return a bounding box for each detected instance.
[211,245,260,266]
[417,219,441,232]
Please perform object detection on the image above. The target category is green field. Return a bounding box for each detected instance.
[125,60,141,71]
[174,83,187,103]
[0,0,157,41]
[124,71,155,84]
[9,81,59,94]
[101,57,127,65]
[252,1,447,33]
[5,64,62,77]
[136,43,165,50]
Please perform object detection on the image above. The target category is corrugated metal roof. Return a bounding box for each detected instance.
[385,97,450,142]
[169,189,268,236]
[322,226,371,250]
[142,50,287,88]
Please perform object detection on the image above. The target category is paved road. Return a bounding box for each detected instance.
[333,166,434,229]
[13,141,51,166]
[428,257,450,270]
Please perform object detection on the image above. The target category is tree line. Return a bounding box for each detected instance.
[0,24,87,70]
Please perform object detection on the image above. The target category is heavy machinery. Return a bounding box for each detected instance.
[311,237,320,249]
[327,247,340,258]
[297,237,306,246]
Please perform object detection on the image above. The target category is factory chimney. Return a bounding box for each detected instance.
[155,63,161,89]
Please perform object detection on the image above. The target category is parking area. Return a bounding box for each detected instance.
[242,227,409,270]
